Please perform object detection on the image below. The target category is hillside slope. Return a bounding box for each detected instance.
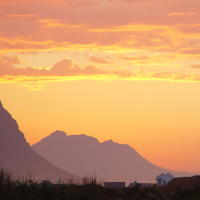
[0,102,72,181]
[33,130,192,182]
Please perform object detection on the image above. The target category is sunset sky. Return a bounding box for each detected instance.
[0,0,200,173]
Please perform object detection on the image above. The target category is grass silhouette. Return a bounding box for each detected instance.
[0,168,200,200]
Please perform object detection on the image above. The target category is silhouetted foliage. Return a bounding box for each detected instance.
[0,168,200,200]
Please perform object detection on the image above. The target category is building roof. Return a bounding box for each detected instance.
[156,173,174,181]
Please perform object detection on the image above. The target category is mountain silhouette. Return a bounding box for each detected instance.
[33,131,192,183]
[0,101,72,181]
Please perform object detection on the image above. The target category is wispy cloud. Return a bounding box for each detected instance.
[1,56,200,91]
[89,56,111,64]
[5,14,38,18]
[168,12,198,16]
[190,64,200,69]
[0,56,130,79]
[1,0,200,89]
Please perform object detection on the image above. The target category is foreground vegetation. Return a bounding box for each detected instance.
[0,169,200,200]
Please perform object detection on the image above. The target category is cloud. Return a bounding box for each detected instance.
[0,56,130,78]
[49,59,107,76]
[1,56,200,88]
[5,14,38,18]
[1,0,200,89]
[89,56,111,64]
[168,12,198,16]
[151,72,200,82]
[118,55,149,61]
[190,64,200,69]
[37,19,84,29]
[0,0,200,56]
[0,56,21,75]
[181,48,200,55]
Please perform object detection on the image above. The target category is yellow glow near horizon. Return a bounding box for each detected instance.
[1,0,200,174]
[1,80,200,173]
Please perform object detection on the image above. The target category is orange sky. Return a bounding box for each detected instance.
[0,0,200,173]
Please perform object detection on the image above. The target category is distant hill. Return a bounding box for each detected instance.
[0,102,72,181]
[167,176,200,190]
[32,131,192,183]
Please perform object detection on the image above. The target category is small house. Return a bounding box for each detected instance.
[156,173,174,186]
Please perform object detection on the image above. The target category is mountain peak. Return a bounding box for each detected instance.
[0,102,30,148]
[0,101,6,111]
[50,130,67,137]
[33,132,193,183]
[0,103,72,180]
[103,139,115,144]
[0,100,19,130]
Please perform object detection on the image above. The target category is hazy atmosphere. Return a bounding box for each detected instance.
[1,0,200,178]
[1,80,200,174]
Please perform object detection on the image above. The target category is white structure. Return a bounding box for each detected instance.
[156,173,174,186]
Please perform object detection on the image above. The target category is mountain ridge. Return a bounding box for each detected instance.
[0,102,73,181]
[33,130,193,183]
